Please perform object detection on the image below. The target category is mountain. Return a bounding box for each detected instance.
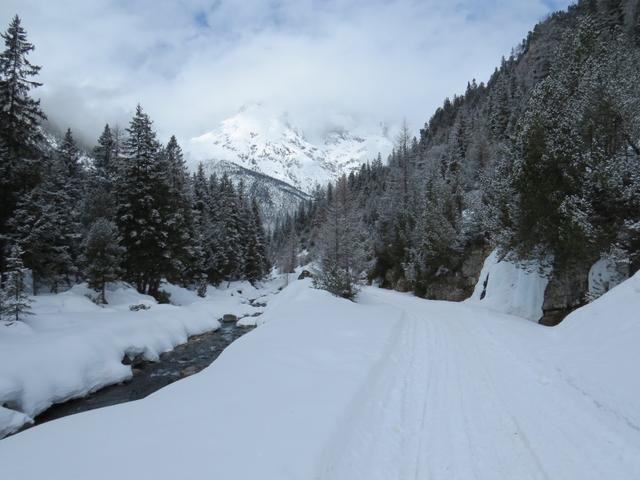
[203,159,310,229]
[187,103,394,193]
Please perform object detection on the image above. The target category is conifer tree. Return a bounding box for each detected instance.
[81,219,125,304]
[162,135,196,285]
[11,155,79,293]
[84,124,117,225]
[116,105,170,296]
[1,244,32,322]
[0,16,45,270]
[315,175,364,299]
[244,199,268,282]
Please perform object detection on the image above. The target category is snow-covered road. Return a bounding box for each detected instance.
[322,288,640,479]
[1,277,639,479]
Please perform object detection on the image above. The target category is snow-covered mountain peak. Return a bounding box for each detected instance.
[187,104,394,193]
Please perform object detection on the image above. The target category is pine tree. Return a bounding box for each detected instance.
[57,128,84,268]
[277,220,298,286]
[214,174,242,283]
[84,124,117,225]
[0,16,45,270]
[1,244,32,322]
[11,155,79,293]
[93,124,116,172]
[244,199,268,282]
[162,135,196,285]
[81,219,125,304]
[116,105,170,296]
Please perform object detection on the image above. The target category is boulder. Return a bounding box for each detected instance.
[222,314,238,323]
[298,270,312,280]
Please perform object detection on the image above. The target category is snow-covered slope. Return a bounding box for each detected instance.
[188,104,394,193]
[2,276,640,478]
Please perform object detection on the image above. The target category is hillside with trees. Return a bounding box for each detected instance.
[272,0,640,322]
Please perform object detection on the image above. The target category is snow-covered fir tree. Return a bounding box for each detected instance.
[116,105,171,296]
[0,15,45,271]
[81,218,125,304]
[0,243,32,322]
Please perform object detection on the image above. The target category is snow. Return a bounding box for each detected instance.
[188,103,393,193]
[2,274,640,479]
[0,278,403,479]
[0,281,267,437]
[467,249,550,321]
[554,271,640,432]
[587,254,627,301]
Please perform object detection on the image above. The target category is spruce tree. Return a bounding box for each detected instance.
[84,124,117,225]
[1,244,32,322]
[81,219,125,304]
[0,16,45,270]
[244,199,268,282]
[162,135,196,285]
[116,105,170,296]
[11,155,78,293]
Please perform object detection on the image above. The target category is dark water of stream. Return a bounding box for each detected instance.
[34,321,253,426]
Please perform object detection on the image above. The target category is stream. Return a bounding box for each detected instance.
[34,321,254,426]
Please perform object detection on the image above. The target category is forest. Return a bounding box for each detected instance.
[272,0,640,312]
[0,16,269,317]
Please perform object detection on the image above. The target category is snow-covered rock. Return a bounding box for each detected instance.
[587,254,628,301]
[467,250,550,322]
[188,103,394,193]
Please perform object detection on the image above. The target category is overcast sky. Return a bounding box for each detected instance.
[0,0,574,147]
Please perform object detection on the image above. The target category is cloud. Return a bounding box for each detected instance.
[0,0,575,148]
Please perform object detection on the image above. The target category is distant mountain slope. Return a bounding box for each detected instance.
[188,103,394,193]
[203,159,310,229]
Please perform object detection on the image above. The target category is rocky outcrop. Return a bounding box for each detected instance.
[540,264,590,326]
[422,245,493,302]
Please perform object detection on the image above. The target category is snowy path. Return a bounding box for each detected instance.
[1,279,639,479]
[321,288,640,480]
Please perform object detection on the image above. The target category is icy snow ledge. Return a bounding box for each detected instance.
[0,406,32,438]
[467,250,549,322]
[0,281,264,438]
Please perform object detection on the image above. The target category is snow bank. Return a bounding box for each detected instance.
[467,250,549,321]
[554,271,640,429]
[0,281,264,437]
[0,279,403,480]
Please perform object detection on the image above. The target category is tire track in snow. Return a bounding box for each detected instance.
[318,288,640,480]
